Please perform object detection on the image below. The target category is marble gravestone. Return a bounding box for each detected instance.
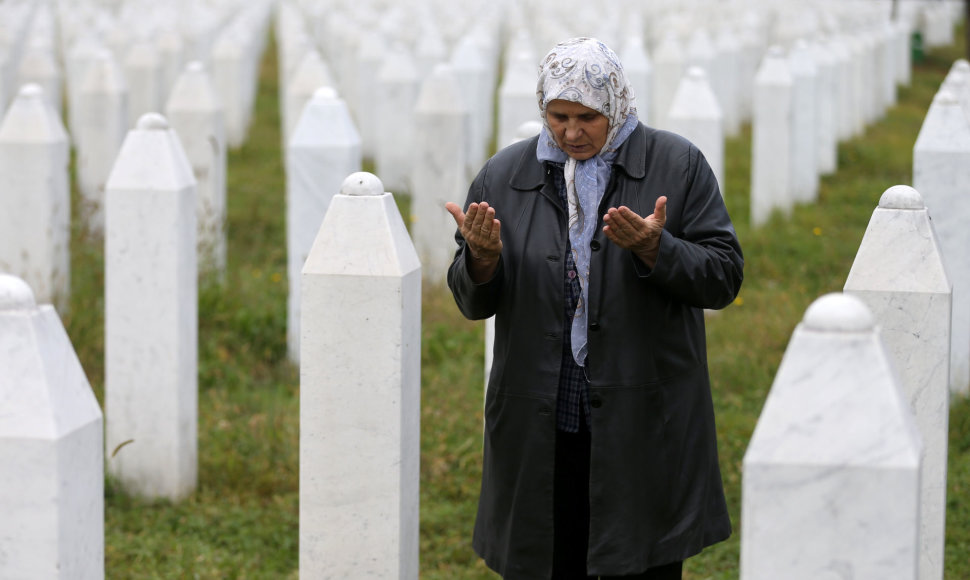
[750,46,793,227]
[451,34,492,172]
[282,49,334,150]
[104,113,198,501]
[789,41,819,204]
[497,46,539,151]
[124,40,163,129]
[75,49,128,234]
[165,61,228,277]
[411,63,470,284]
[619,35,651,126]
[742,293,922,580]
[913,88,970,396]
[0,274,104,580]
[651,32,685,131]
[844,185,950,580]
[286,87,361,363]
[667,66,724,196]
[0,84,70,312]
[375,45,420,193]
[300,172,420,580]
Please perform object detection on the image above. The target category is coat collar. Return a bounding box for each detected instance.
[509,122,648,191]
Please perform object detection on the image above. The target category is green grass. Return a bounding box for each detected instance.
[58,24,970,580]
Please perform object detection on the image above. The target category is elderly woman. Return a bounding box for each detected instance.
[445,38,743,580]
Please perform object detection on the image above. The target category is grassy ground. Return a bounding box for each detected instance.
[59,23,969,580]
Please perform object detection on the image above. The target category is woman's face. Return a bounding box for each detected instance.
[545,99,610,161]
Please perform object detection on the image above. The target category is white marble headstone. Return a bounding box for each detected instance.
[375,45,420,193]
[789,40,819,204]
[751,46,793,227]
[104,113,198,501]
[668,66,724,196]
[742,293,922,580]
[286,87,361,363]
[300,172,420,580]
[913,88,970,396]
[0,274,104,580]
[411,63,470,284]
[0,84,70,312]
[844,185,951,580]
[166,61,228,277]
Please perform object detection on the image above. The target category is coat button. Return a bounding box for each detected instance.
[590,240,601,251]
[590,394,603,408]
[589,322,600,331]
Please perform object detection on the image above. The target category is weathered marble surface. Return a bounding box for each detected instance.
[0,274,104,579]
[0,84,70,312]
[844,185,950,580]
[751,46,793,227]
[913,89,970,395]
[166,61,227,277]
[300,172,420,579]
[742,293,922,580]
[411,64,470,284]
[668,66,724,196]
[104,113,198,501]
[285,87,361,364]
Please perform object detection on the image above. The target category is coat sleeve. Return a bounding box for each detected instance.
[637,144,744,310]
[446,160,506,321]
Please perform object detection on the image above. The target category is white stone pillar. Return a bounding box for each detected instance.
[497,47,539,153]
[913,89,970,396]
[0,85,70,312]
[714,25,741,137]
[789,40,819,204]
[104,113,198,501]
[300,172,420,580]
[286,87,361,364]
[751,46,793,227]
[166,61,227,277]
[741,293,922,580]
[75,49,128,234]
[212,28,249,148]
[619,35,652,127]
[411,64,469,284]
[0,274,104,580]
[64,34,104,141]
[844,185,950,580]
[668,66,724,196]
[124,40,163,129]
[811,39,838,175]
[375,45,420,194]
[283,49,334,150]
[652,32,685,131]
[354,31,386,160]
[451,35,491,170]
[156,29,185,101]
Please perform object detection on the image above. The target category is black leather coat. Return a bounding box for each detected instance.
[447,123,744,578]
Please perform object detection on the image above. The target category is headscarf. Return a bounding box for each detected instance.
[535,37,638,367]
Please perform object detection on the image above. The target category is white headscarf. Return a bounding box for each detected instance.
[535,37,638,367]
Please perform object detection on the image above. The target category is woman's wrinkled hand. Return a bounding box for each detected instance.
[602,196,667,268]
[445,201,503,282]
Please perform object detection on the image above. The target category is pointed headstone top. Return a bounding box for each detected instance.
[341,172,384,196]
[802,293,874,332]
[0,274,36,310]
[878,185,924,210]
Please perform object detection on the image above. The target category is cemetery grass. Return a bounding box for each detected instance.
[58,28,970,580]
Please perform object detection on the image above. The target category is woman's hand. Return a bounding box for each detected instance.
[602,196,667,268]
[445,201,503,282]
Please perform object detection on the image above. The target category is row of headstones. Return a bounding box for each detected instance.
[0,175,959,578]
[275,0,956,366]
[742,55,970,578]
[0,58,227,313]
[1,50,966,574]
[0,166,419,578]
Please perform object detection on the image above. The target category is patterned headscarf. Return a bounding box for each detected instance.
[535,37,638,367]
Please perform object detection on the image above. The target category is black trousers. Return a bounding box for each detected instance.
[552,423,683,580]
